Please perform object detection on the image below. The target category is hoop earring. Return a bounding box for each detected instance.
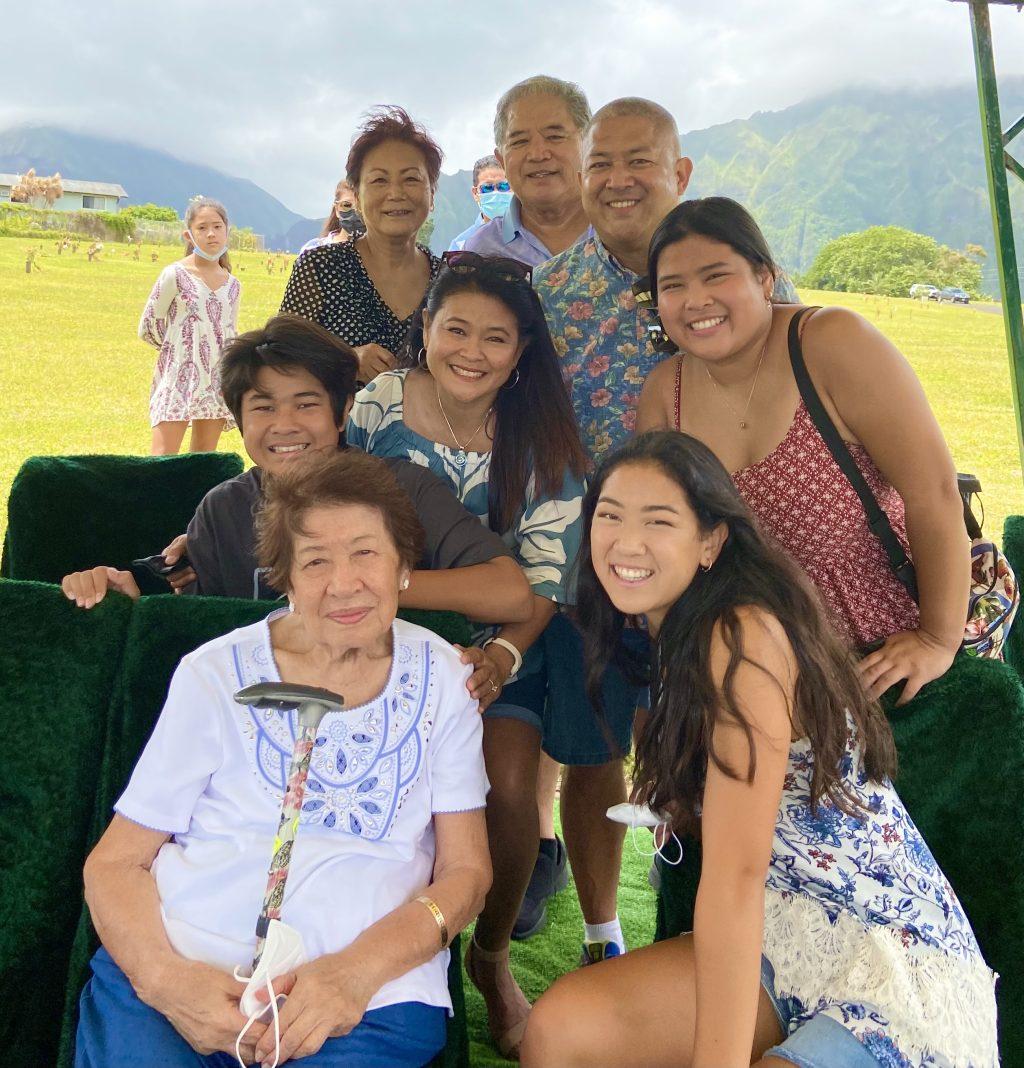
[699,561,713,573]
[417,346,427,368]
[502,366,521,390]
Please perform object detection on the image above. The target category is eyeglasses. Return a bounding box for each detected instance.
[477,181,511,194]
[441,250,533,286]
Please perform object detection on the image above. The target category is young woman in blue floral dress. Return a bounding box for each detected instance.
[522,431,997,1068]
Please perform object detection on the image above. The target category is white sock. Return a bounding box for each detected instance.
[584,917,625,949]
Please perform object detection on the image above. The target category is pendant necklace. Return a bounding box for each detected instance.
[435,383,491,467]
[704,335,769,430]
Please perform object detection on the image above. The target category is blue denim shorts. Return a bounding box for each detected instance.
[483,667,546,734]
[761,957,884,1068]
[541,612,649,766]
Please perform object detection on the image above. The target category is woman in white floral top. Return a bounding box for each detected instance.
[523,431,997,1068]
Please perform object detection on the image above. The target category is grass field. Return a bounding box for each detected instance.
[2,233,1022,1064]
[2,234,1021,542]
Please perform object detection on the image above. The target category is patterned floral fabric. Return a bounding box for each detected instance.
[234,619,435,842]
[763,724,998,1067]
[726,397,920,648]
[535,235,801,463]
[534,237,654,462]
[138,263,239,428]
[346,369,586,666]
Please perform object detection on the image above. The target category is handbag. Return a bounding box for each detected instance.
[787,307,1019,659]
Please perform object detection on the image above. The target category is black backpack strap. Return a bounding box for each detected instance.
[787,308,920,603]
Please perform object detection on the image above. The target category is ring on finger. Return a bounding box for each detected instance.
[489,681,498,693]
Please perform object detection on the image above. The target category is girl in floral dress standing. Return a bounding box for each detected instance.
[138,197,240,454]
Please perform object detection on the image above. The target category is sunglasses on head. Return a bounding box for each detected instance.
[477,180,511,194]
[441,250,533,286]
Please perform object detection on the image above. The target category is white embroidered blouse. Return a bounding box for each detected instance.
[115,612,489,1015]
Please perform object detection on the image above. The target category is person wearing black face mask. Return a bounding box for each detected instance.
[299,179,366,254]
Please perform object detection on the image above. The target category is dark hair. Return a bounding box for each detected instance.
[256,449,425,593]
[647,197,778,297]
[220,314,359,431]
[472,154,501,187]
[346,106,443,192]
[319,179,353,238]
[403,259,588,534]
[577,430,896,820]
[184,196,231,271]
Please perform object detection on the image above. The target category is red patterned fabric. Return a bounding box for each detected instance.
[730,401,920,647]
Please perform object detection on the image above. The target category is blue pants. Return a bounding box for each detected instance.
[75,947,447,1068]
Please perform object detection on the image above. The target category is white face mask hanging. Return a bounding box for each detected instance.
[186,228,229,262]
[605,802,684,866]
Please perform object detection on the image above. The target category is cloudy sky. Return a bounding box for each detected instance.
[3,0,1023,216]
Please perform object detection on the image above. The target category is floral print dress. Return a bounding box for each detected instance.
[139,262,240,427]
[765,723,998,1067]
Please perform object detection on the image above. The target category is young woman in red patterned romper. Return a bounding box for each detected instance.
[637,197,968,705]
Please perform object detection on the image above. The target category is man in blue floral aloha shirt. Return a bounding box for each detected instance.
[534,98,798,966]
[535,96,797,462]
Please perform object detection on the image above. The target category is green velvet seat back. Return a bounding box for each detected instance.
[2,452,243,584]
[0,580,133,1066]
[1003,516,1024,683]
[53,594,471,1068]
[653,655,1024,1063]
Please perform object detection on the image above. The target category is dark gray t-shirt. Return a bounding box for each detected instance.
[185,456,510,599]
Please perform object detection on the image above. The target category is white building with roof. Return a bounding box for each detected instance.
[0,174,127,212]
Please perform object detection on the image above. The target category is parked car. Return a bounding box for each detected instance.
[910,283,940,300]
[939,287,970,304]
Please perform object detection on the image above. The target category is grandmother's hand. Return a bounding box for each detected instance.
[456,644,511,712]
[353,343,397,382]
[252,954,375,1065]
[61,566,141,608]
[149,959,263,1060]
[858,628,958,706]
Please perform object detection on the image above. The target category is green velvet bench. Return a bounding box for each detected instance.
[653,653,1024,1062]
[1,453,244,584]
[0,580,471,1068]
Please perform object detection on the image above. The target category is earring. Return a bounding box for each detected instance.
[287,598,296,611]
[699,561,713,573]
[502,366,521,390]
[400,577,410,591]
[417,346,427,368]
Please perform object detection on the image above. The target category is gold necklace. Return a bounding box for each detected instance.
[435,382,491,467]
[704,337,769,430]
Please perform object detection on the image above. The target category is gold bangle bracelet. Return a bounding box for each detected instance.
[415,895,449,949]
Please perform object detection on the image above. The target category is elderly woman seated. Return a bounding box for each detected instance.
[75,449,491,1068]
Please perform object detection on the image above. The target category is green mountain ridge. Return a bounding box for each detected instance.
[680,83,1024,289]
[2,80,1021,290]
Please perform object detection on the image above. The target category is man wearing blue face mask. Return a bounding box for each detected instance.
[447,155,513,251]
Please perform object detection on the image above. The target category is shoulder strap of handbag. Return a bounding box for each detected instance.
[786,307,920,603]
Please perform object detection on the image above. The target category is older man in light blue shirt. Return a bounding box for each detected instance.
[464,75,593,267]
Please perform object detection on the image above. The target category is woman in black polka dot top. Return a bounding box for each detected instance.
[281,106,442,382]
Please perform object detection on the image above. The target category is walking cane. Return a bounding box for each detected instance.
[231,683,345,1068]
[233,682,346,967]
